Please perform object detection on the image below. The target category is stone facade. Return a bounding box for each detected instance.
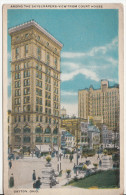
[9,20,63,152]
[78,80,120,131]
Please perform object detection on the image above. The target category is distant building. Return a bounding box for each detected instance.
[60,107,67,118]
[9,20,63,152]
[61,130,75,149]
[78,80,120,130]
[60,118,87,142]
[79,122,100,149]
[88,125,100,149]
[80,122,88,147]
[101,125,113,147]
[112,131,120,148]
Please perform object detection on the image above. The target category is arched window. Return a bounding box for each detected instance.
[14,127,21,133]
[45,127,51,134]
[23,126,31,133]
[35,126,42,134]
[53,127,58,134]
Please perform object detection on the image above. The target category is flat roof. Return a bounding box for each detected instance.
[8,20,63,48]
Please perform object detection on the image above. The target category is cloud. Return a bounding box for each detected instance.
[8,77,11,86]
[61,90,78,96]
[61,37,118,59]
[61,37,118,83]
[61,62,78,70]
[61,103,78,117]
[106,57,118,66]
[8,52,11,61]
[61,52,86,58]
[61,67,99,82]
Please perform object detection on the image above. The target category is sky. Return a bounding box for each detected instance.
[7,9,118,116]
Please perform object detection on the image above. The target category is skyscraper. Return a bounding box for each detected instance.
[9,20,63,152]
[78,80,119,131]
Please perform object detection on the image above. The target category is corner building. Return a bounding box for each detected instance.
[9,20,63,152]
[78,80,120,131]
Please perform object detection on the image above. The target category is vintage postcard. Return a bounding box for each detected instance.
[3,3,124,195]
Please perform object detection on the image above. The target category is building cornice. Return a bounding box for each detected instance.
[9,20,63,48]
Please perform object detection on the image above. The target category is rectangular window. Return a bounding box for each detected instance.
[40,106,42,112]
[46,53,50,65]
[27,105,30,112]
[24,115,26,122]
[28,115,30,122]
[25,44,28,54]
[18,116,21,122]
[16,47,19,54]
[40,116,42,122]
[36,105,38,112]
[36,116,39,122]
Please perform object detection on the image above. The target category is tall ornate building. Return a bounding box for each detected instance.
[78,80,120,131]
[9,20,63,152]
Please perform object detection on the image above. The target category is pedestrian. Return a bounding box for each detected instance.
[9,174,14,188]
[99,159,102,167]
[32,170,36,181]
[35,177,42,189]
[9,160,12,169]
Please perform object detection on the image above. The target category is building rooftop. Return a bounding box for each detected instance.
[78,80,119,92]
[88,125,100,133]
[8,20,63,48]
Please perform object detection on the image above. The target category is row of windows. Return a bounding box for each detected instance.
[45,84,51,91]
[45,75,51,83]
[24,88,30,95]
[24,96,30,104]
[45,100,51,107]
[15,45,58,65]
[45,108,51,115]
[15,62,30,71]
[36,88,42,96]
[36,80,42,88]
[36,105,43,112]
[14,115,59,124]
[36,97,42,105]
[15,70,59,81]
[14,136,57,143]
[15,98,21,105]
[54,95,58,102]
[54,102,59,109]
[36,71,42,79]
[45,92,51,99]
[54,87,58,94]
[24,79,30,86]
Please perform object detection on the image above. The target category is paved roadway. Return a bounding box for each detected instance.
[8,153,110,189]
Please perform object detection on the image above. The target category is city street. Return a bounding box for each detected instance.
[8,154,101,189]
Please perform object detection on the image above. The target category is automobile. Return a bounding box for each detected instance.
[8,153,15,160]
